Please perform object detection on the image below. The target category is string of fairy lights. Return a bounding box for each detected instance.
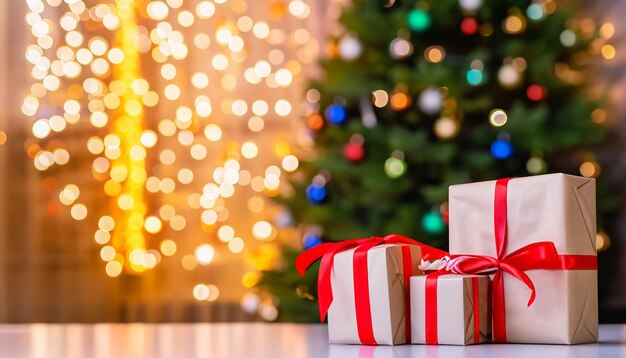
[23,0,323,320]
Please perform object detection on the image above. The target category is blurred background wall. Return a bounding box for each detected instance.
[0,0,624,323]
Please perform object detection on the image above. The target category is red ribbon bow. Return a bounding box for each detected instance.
[450,179,561,307]
[296,234,448,344]
[446,178,597,342]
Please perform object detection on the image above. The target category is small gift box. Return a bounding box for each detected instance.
[296,236,430,345]
[449,173,598,344]
[410,274,490,345]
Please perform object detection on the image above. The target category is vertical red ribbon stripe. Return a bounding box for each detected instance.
[353,241,416,344]
[424,274,439,344]
[424,274,482,345]
[423,270,449,344]
[353,240,381,345]
[492,178,512,342]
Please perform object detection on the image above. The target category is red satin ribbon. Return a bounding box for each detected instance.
[424,272,443,344]
[353,237,383,344]
[447,178,598,342]
[383,234,449,261]
[296,238,363,321]
[296,234,445,344]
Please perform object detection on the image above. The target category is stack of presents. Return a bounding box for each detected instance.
[297,174,598,345]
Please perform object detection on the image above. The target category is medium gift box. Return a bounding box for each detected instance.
[448,173,598,344]
[410,274,490,345]
[297,235,435,345]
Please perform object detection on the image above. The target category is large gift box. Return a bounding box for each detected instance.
[448,173,598,344]
[410,274,490,345]
[296,236,425,345]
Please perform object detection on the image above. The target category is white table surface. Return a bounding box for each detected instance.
[0,323,623,358]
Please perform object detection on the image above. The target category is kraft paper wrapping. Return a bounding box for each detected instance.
[449,173,598,344]
[410,274,490,345]
[327,244,422,345]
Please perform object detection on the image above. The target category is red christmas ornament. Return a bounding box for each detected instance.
[460,18,478,35]
[343,142,364,162]
[527,85,545,101]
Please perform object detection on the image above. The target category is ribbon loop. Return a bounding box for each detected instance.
[384,234,449,260]
[295,238,364,321]
[501,241,559,271]
[448,255,498,274]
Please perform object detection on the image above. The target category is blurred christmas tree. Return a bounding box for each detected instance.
[260,0,617,322]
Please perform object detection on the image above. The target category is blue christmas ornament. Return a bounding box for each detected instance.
[466,69,483,86]
[490,139,514,159]
[303,234,322,249]
[306,184,327,204]
[422,211,446,235]
[325,104,347,125]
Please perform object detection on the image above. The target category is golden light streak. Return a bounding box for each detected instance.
[111,0,147,273]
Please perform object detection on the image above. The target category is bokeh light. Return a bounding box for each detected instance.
[24,0,313,303]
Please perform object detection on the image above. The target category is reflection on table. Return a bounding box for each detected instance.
[0,323,624,358]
